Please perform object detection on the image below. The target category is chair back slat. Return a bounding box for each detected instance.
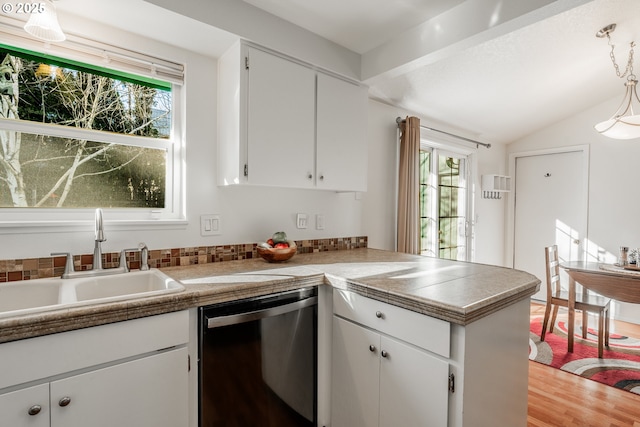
[545,245,561,297]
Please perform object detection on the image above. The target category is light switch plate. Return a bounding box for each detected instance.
[316,214,325,230]
[296,213,308,229]
[200,214,221,236]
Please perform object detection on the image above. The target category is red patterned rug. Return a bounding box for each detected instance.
[529,316,640,395]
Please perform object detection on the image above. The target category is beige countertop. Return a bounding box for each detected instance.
[0,249,540,344]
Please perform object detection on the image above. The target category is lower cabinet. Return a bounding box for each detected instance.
[331,290,450,427]
[0,347,187,427]
[0,310,190,427]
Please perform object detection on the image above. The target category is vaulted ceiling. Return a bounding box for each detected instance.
[52,0,640,145]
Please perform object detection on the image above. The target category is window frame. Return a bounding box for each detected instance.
[0,36,186,233]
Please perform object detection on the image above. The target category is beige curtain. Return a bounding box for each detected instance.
[397,116,420,254]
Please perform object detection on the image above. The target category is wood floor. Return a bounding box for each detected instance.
[528,303,640,427]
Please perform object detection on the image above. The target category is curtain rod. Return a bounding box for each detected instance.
[395,117,491,149]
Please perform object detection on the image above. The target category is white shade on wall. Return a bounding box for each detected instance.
[24,0,66,42]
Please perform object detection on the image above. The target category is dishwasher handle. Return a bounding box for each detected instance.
[205,295,317,328]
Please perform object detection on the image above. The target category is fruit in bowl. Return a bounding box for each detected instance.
[257,231,297,262]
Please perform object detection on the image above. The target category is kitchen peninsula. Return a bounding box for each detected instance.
[0,248,539,427]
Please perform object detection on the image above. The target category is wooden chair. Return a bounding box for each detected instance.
[541,245,611,358]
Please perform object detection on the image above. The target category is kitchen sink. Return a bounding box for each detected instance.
[0,270,184,319]
[74,269,184,303]
[0,278,66,316]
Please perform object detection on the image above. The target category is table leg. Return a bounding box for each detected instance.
[568,275,575,352]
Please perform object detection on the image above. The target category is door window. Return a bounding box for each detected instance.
[419,145,472,261]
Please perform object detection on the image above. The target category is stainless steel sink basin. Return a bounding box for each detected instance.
[0,270,184,319]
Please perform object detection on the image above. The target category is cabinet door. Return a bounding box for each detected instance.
[331,316,379,427]
[246,47,316,188]
[316,73,368,192]
[379,335,449,427]
[0,383,49,427]
[50,347,188,427]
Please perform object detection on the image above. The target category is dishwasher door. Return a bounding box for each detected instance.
[199,287,317,427]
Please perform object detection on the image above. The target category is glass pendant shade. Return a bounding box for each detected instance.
[595,78,640,140]
[24,0,66,42]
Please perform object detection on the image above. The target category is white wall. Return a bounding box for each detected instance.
[0,19,363,260]
[507,97,640,322]
[1,16,508,269]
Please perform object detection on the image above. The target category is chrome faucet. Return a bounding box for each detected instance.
[52,208,150,279]
[93,208,106,271]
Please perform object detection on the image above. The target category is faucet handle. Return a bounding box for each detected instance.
[51,252,74,278]
[138,243,150,271]
[119,248,141,273]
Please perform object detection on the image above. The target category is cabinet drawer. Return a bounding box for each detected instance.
[333,289,450,358]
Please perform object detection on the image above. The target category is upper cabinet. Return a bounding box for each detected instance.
[217,41,368,192]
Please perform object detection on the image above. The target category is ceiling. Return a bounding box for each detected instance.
[51,0,640,145]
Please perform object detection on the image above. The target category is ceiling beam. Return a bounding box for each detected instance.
[361,0,594,83]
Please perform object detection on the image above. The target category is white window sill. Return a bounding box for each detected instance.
[0,219,189,235]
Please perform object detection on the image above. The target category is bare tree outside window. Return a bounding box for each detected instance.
[0,50,170,208]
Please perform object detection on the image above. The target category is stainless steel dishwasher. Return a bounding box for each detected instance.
[199,287,317,427]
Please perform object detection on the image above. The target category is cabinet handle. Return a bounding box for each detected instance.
[369,344,376,352]
[375,311,383,319]
[319,175,324,181]
[381,350,388,358]
[59,396,71,407]
[307,173,313,179]
[28,405,42,416]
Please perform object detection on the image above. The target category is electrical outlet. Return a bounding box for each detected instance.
[316,214,325,230]
[200,214,221,236]
[296,213,308,229]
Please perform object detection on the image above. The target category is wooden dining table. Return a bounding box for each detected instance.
[561,261,640,352]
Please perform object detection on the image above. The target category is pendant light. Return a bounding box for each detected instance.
[24,0,66,42]
[594,24,640,140]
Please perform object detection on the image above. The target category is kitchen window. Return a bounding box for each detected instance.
[419,139,475,261]
[0,35,184,228]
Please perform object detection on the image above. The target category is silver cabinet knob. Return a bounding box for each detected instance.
[319,175,324,181]
[307,173,313,179]
[59,396,71,407]
[381,350,388,358]
[28,405,42,416]
[375,311,383,319]
[369,345,376,352]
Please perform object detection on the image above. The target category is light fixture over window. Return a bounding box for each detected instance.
[24,0,66,42]
[594,23,640,140]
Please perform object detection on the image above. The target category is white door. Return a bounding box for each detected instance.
[513,149,587,301]
[246,47,316,188]
[378,335,449,427]
[331,316,380,427]
[50,348,188,427]
[316,73,368,192]
[0,383,49,427]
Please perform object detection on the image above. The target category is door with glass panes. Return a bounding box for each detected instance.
[419,147,471,261]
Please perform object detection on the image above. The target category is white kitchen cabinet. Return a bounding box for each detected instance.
[316,73,368,192]
[218,41,368,191]
[0,310,189,427]
[331,290,450,427]
[0,383,49,427]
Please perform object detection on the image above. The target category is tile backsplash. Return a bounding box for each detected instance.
[0,236,367,282]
